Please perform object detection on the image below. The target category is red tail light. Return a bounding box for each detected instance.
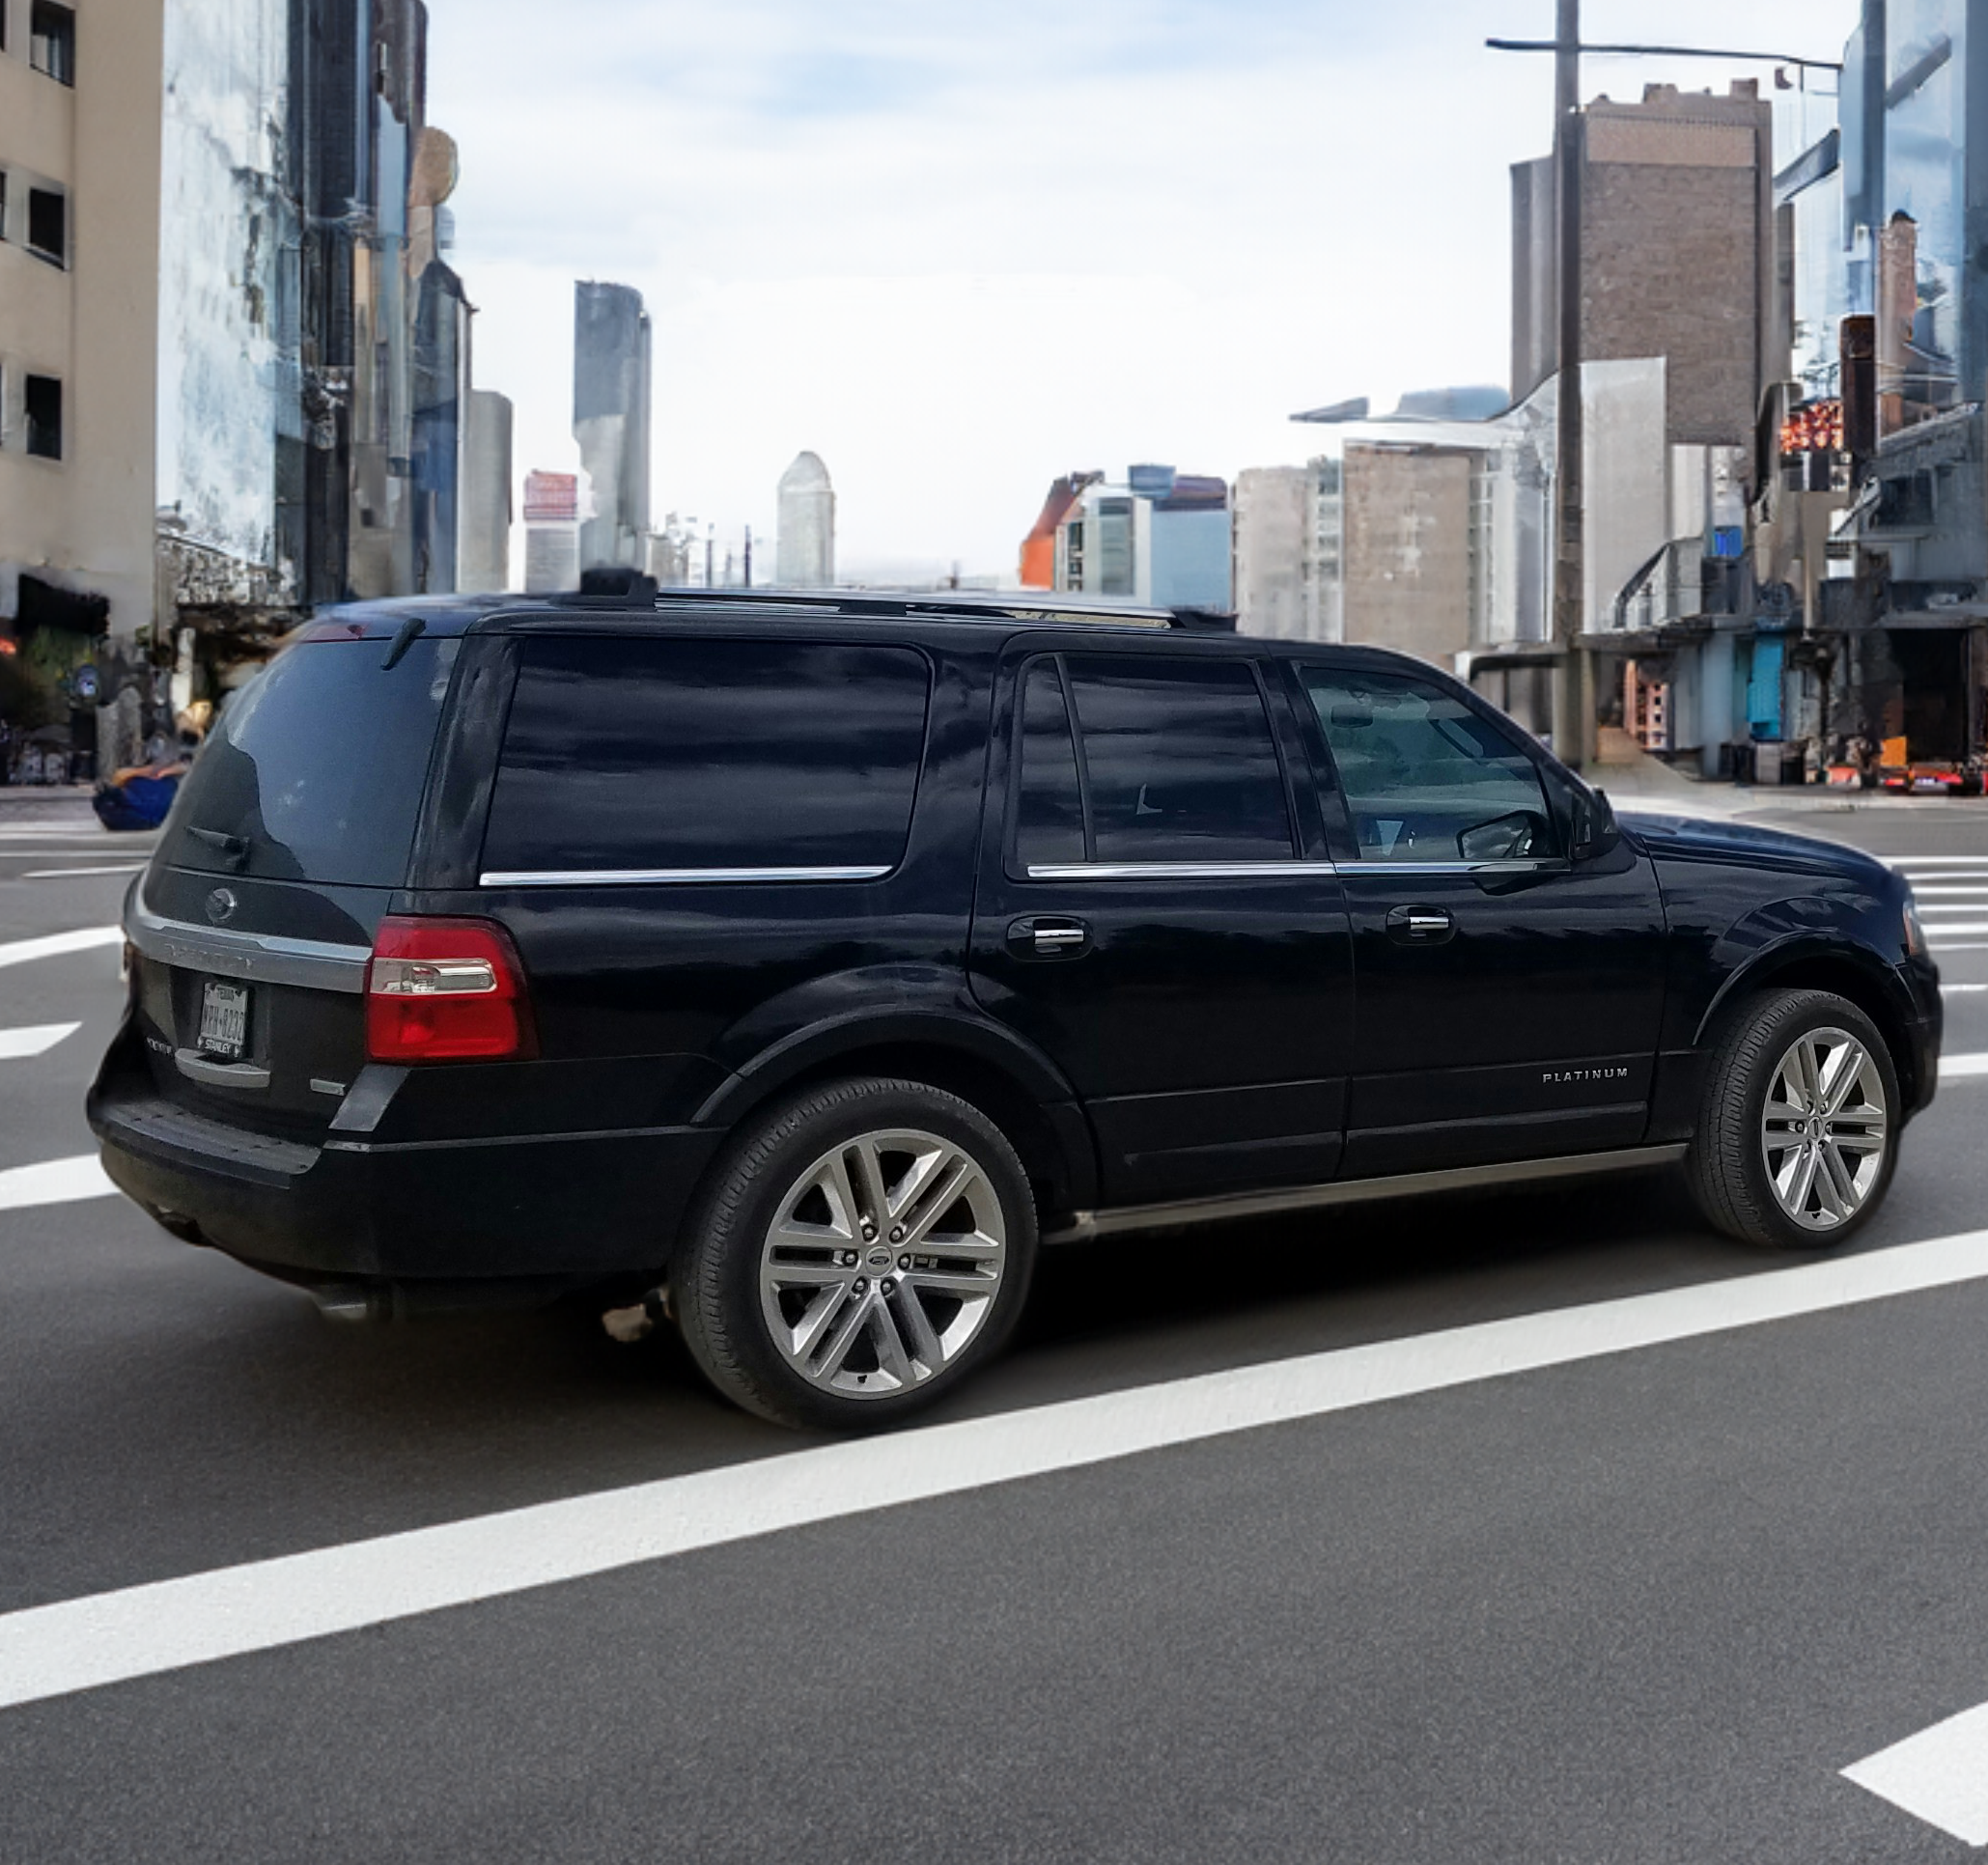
[365,917,536,1063]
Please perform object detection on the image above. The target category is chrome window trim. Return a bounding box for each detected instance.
[1335,858,1569,877]
[126,899,371,995]
[1025,861,1335,881]
[478,866,894,889]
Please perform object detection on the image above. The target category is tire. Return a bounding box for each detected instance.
[675,1076,1038,1431]
[1686,988,1900,1251]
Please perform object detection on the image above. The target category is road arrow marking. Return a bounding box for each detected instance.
[0,1022,81,1061]
[0,927,121,970]
[0,1155,114,1213]
[1844,1703,1988,1845]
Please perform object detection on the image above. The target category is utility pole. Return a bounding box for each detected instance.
[1551,0,1587,766]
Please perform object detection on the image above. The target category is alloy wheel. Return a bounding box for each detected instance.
[758,1127,1008,1400]
[1759,1026,1890,1233]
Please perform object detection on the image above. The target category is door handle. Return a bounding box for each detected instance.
[1009,916,1092,960]
[1386,905,1455,946]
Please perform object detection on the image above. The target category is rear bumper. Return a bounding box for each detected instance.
[89,1032,721,1292]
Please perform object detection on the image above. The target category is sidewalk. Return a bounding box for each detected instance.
[1588,728,1987,821]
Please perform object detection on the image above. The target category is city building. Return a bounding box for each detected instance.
[1512,81,1778,451]
[574,281,651,572]
[1031,465,1231,611]
[1,0,164,655]
[1237,372,1665,739]
[151,0,504,667]
[1817,0,1988,778]
[1508,80,1785,773]
[775,451,834,588]
[458,387,513,592]
[521,468,580,592]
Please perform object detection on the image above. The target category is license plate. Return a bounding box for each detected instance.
[198,981,250,1061]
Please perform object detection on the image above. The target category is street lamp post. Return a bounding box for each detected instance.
[1551,0,1587,766]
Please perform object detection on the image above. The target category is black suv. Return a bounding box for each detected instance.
[93,591,1943,1429]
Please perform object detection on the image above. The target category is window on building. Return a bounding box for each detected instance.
[1022,654,1294,865]
[26,187,65,267]
[24,375,63,460]
[30,3,74,84]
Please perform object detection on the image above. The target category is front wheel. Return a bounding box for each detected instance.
[1686,988,1899,1251]
[675,1077,1037,1430]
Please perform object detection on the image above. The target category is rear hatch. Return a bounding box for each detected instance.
[126,624,461,1140]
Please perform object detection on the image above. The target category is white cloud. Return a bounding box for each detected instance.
[427,0,1860,584]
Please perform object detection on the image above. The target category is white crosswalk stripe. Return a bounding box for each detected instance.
[19,866,147,880]
[0,1155,114,1213]
[0,1023,81,1061]
[1943,1054,1988,1081]
[0,927,121,969]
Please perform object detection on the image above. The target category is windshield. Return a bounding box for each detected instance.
[157,636,459,888]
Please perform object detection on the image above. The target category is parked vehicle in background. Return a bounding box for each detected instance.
[92,590,1942,1430]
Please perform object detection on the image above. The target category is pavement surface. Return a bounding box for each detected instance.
[4,785,1988,1862]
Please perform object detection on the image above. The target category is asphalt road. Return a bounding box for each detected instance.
[4,788,1988,1862]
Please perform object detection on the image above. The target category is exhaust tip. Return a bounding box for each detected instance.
[310,1283,385,1325]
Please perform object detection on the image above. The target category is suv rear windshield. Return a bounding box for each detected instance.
[158,636,459,888]
[481,636,932,877]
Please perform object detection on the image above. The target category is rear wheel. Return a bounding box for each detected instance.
[675,1077,1037,1430]
[1687,988,1899,1250]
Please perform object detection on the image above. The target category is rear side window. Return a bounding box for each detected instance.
[482,637,932,877]
[160,636,458,887]
[1013,654,1294,866]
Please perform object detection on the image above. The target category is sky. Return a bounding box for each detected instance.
[425,0,1860,587]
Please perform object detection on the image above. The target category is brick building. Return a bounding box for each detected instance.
[1512,82,1778,450]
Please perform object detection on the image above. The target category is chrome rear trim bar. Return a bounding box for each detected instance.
[1042,1144,1690,1245]
[126,899,371,995]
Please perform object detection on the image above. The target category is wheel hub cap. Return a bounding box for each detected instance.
[758,1127,1008,1400]
[1759,1026,1889,1232]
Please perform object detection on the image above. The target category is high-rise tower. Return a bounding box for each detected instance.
[775,452,835,588]
[573,281,653,570]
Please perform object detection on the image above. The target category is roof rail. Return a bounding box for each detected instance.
[535,582,1214,629]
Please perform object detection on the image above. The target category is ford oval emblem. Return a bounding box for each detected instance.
[205,888,238,927]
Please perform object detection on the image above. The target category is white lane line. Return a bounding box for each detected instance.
[5,1224,1988,1714]
[0,1155,114,1215]
[1884,856,1988,865]
[1941,1054,1988,1080]
[1844,1703,1988,1846]
[19,865,146,880]
[1945,984,1988,994]
[0,927,120,970]
[1907,886,1988,897]
[0,1022,81,1060]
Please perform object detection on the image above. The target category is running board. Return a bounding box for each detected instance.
[1042,1144,1691,1246]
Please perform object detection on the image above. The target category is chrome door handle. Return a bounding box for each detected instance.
[1010,917,1092,960]
[1385,905,1455,945]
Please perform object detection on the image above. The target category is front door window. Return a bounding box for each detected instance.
[1298,666,1558,864]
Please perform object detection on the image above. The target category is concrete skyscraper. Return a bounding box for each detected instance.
[573,282,652,571]
[775,452,835,588]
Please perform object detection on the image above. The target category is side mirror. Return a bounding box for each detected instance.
[1570,784,1620,863]
[1457,809,1548,863]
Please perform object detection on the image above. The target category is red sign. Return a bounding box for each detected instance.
[522,470,580,523]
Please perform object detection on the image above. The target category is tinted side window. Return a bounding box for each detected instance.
[1060,654,1293,862]
[482,637,931,876]
[1014,659,1086,868]
[160,636,459,887]
[1300,666,1558,862]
